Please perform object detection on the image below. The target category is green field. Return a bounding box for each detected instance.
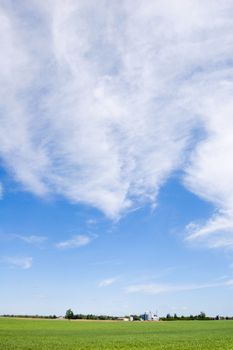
[1,318,233,350]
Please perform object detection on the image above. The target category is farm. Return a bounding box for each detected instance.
[1,318,233,350]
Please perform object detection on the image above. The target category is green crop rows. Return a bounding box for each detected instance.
[1,318,233,350]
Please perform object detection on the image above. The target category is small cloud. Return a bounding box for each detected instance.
[125,283,172,295]
[2,256,33,269]
[15,235,47,244]
[186,214,233,247]
[225,279,233,286]
[86,219,98,225]
[98,277,118,287]
[215,275,228,281]
[55,234,97,249]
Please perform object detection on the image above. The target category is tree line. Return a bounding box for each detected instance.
[159,312,233,321]
[2,314,57,319]
[65,309,233,321]
[2,310,233,321]
[65,309,118,320]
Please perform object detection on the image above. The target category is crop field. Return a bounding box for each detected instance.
[1,318,233,350]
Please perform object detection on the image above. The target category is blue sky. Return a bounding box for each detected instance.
[1,0,233,317]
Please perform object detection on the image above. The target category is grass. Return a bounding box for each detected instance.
[1,318,233,349]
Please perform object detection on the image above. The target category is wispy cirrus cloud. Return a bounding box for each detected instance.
[2,256,33,269]
[55,234,96,249]
[184,108,233,248]
[14,235,47,245]
[98,277,118,288]
[125,279,233,295]
[0,1,233,253]
[186,213,233,249]
[0,1,202,218]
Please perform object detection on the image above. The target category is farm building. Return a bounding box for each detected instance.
[140,311,159,321]
[117,317,129,321]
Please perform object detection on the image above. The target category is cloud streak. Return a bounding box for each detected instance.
[186,213,233,249]
[2,256,33,269]
[125,279,233,295]
[14,235,47,245]
[98,277,118,287]
[55,234,96,249]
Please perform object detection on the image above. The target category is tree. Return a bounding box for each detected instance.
[65,309,74,320]
[133,315,141,321]
[198,312,206,320]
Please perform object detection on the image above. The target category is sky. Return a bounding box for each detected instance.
[1,0,233,317]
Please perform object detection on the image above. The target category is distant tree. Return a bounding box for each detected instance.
[166,313,171,319]
[198,312,206,320]
[65,309,74,320]
[133,315,141,321]
[174,313,178,319]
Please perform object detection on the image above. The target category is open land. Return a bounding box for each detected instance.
[1,318,233,350]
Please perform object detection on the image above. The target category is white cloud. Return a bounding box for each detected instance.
[184,94,233,248]
[125,279,232,295]
[225,279,233,286]
[2,256,33,269]
[0,1,198,218]
[15,235,47,244]
[98,277,118,287]
[186,213,233,249]
[55,234,96,249]
[0,0,232,243]
[86,219,98,225]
